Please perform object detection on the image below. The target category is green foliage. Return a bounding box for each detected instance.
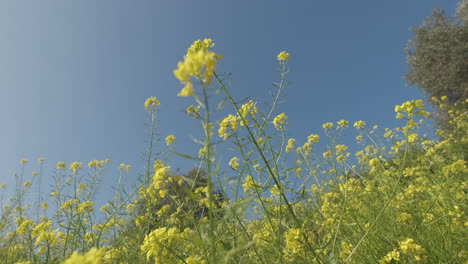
[406,6,468,104]
[1,35,467,263]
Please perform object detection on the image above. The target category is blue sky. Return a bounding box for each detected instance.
[0,1,458,201]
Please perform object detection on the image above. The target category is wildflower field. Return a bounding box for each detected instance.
[1,38,467,264]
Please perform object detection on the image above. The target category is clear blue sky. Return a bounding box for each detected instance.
[0,1,458,200]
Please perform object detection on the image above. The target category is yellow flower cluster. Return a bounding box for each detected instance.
[322,122,334,130]
[277,51,290,62]
[144,96,160,111]
[218,114,239,140]
[88,159,109,168]
[353,120,366,130]
[394,99,429,119]
[218,100,258,139]
[56,161,66,170]
[69,162,82,174]
[62,247,106,264]
[165,134,176,146]
[286,138,296,152]
[297,134,320,156]
[141,227,191,263]
[229,157,240,170]
[174,39,222,97]
[238,100,258,126]
[243,175,257,193]
[273,113,289,130]
[119,163,132,171]
[186,105,200,118]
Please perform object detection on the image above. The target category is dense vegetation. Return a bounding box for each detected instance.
[1,3,467,263]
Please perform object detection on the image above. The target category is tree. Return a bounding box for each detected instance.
[131,167,225,232]
[405,1,468,130]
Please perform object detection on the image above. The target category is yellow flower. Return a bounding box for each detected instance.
[398,238,426,260]
[335,144,348,154]
[144,96,160,111]
[243,176,257,193]
[219,114,240,140]
[284,228,303,254]
[56,162,66,170]
[273,113,289,130]
[384,130,393,138]
[337,119,349,128]
[37,158,44,164]
[380,249,400,264]
[185,256,206,264]
[186,105,201,118]
[88,160,102,168]
[286,138,296,152]
[277,51,290,61]
[322,122,334,130]
[238,100,258,126]
[229,157,240,170]
[62,247,106,264]
[20,159,28,164]
[70,162,82,174]
[177,81,195,97]
[174,39,222,97]
[165,135,176,146]
[308,134,320,142]
[353,120,366,129]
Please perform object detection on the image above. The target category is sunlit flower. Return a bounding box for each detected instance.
[286,138,296,152]
[56,162,66,170]
[186,105,201,118]
[243,176,257,193]
[273,113,289,130]
[174,39,222,97]
[144,96,160,111]
[70,162,82,174]
[277,51,290,62]
[165,135,176,146]
[229,157,240,170]
[62,247,106,264]
[353,120,366,129]
[322,122,334,130]
[337,119,349,128]
[219,114,240,140]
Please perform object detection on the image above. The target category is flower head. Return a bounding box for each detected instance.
[56,162,66,170]
[322,122,334,130]
[165,135,176,146]
[144,97,160,111]
[174,39,222,97]
[229,157,240,170]
[273,113,289,130]
[277,51,290,62]
[70,162,82,174]
[353,120,366,130]
[286,138,296,152]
